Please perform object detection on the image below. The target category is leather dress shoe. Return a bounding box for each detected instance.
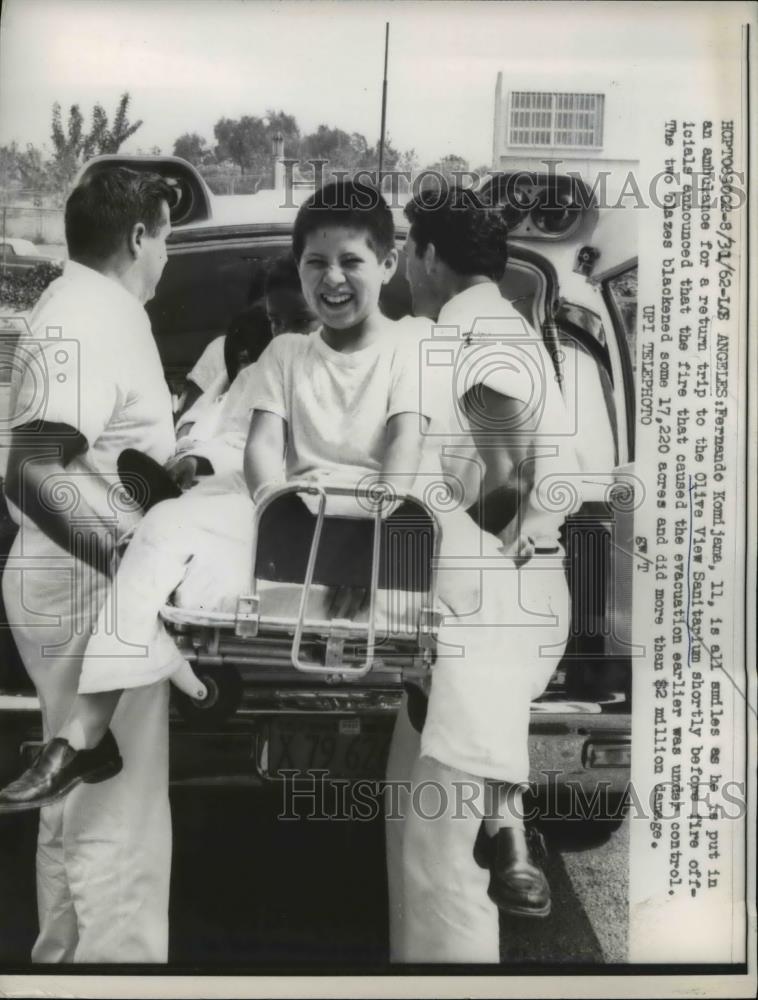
[0,730,122,814]
[486,826,551,918]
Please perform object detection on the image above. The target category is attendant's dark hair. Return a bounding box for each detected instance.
[292,180,395,262]
[404,187,508,281]
[264,252,302,295]
[65,167,173,263]
[225,303,273,381]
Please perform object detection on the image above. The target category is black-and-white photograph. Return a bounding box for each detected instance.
[0,1,753,996]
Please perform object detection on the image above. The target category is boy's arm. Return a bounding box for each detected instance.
[244,409,287,498]
[378,411,428,501]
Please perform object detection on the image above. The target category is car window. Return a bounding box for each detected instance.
[0,244,16,256]
[147,239,289,390]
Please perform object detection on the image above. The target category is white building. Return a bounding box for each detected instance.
[492,70,639,200]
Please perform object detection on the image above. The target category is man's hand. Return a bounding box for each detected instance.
[165,454,199,491]
[512,535,536,568]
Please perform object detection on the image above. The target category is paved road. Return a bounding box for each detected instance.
[0,784,627,969]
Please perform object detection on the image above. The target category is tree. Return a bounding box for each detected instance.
[0,143,22,189]
[374,133,403,173]
[50,93,144,190]
[204,109,418,190]
[106,93,143,152]
[397,147,419,175]
[212,112,304,188]
[85,93,143,155]
[0,143,55,204]
[423,154,472,184]
[173,133,212,166]
[50,102,85,188]
[16,145,52,200]
[299,125,375,179]
[264,109,301,153]
[213,115,268,176]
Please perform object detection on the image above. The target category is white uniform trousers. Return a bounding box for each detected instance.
[386,695,502,963]
[386,519,571,963]
[2,527,171,963]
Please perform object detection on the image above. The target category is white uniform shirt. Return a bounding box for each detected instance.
[176,369,231,442]
[7,260,175,538]
[187,335,226,392]
[174,364,259,479]
[417,283,578,781]
[248,321,430,488]
[424,281,582,549]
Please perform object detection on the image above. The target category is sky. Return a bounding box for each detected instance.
[0,0,746,167]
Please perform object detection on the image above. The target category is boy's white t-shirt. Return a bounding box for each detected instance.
[248,320,431,491]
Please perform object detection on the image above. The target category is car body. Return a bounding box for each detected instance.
[0,238,58,273]
[0,156,637,815]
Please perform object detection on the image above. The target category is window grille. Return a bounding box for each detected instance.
[508,92,604,148]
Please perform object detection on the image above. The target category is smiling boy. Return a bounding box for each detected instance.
[245,180,429,500]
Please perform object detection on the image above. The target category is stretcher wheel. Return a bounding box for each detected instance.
[172,664,243,728]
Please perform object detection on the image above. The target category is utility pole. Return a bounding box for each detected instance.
[377,22,390,187]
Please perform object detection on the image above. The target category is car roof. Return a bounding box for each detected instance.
[178,191,409,235]
[1,237,39,254]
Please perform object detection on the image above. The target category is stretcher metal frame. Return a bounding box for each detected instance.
[160,482,443,686]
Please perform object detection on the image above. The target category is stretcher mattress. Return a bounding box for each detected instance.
[163,578,431,639]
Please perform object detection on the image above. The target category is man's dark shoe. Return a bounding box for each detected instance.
[486,826,551,918]
[0,730,122,814]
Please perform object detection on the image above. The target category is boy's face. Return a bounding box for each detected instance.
[298,227,398,332]
[265,287,319,336]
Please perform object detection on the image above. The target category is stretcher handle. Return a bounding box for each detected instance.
[250,481,442,677]
[288,485,384,677]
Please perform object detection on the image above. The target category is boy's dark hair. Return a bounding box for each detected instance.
[292,180,395,262]
[225,302,272,381]
[65,167,174,263]
[404,187,508,282]
[264,252,302,295]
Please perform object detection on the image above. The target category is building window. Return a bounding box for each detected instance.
[508,92,604,149]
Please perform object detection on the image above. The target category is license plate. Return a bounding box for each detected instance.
[258,716,391,780]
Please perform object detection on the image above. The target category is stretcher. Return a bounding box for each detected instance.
[159,483,442,726]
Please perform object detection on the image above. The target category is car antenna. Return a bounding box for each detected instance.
[377,22,390,188]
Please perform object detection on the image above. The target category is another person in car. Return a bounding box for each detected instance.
[177,252,317,416]
[0,180,431,809]
[167,306,274,489]
[179,332,226,416]
[0,167,176,962]
[263,251,320,337]
[386,187,581,962]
